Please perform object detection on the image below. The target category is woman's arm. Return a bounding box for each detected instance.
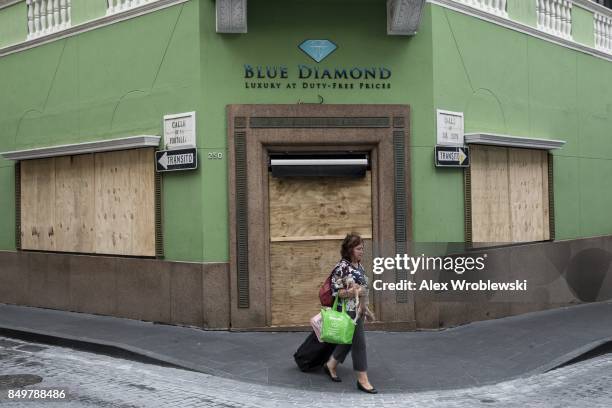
[337,285,359,298]
[331,261,355,298]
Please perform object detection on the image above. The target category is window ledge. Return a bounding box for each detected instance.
[0,0,22,11]
[465,133,566,150]
[0,135,161,160]
[0,0,188,58]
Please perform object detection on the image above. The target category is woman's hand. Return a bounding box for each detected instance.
[349,284,363,298]
[339,284,362,298]
[365,307,376,322]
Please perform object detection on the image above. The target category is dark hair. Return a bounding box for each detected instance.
[341,233,363,260]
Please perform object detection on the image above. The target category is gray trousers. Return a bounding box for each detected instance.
[332,311,367,372]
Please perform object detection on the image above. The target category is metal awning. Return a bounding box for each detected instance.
[464,133,566,150]
[0,135,161,161]
[269,153,369,177]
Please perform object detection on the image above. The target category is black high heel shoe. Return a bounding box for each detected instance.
[323,363,342,382]
[357,381,378,394]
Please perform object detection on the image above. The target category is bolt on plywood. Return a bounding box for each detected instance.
[470,145,549,244]
[55,154,95,253]
[269,172,372,241]
[509,149,550,242]
[20,148,156,257]
[471,145,511,244]
[269,172,373,326]
[21,158,56,251]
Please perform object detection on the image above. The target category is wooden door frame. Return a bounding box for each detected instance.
[227,104,413,329]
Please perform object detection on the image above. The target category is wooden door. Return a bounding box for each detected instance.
[268,172,373,326]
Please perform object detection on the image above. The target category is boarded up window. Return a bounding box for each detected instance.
[470,145,550,244]
[268,172,373,326]
[20,148,155,256]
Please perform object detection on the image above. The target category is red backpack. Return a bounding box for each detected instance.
[319,274,333,307]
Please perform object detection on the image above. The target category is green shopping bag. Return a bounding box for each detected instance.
[320,294,356,344]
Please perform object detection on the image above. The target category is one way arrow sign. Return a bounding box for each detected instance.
[434,145,470,168]
[155,148,198,172]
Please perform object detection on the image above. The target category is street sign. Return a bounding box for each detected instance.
[163,111,196,150]
[156,148,198,172]
[437,109,464,146]
[435,145,470,167]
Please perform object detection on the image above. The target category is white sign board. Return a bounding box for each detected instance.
[436,109,464,146]
[164,111,196,149]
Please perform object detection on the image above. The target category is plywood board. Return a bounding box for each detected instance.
[129,148,156,256]
[94,149,155,256]
[470,145,511,243]
[270,238,374,326]
[269,172,374,326]
[269,172,372,241]
[95,150,132,255]
[509,148,549,242]
[270,240,341,326]
[55,154,95,253]
[20,158,56,251]
[20,149,156,256]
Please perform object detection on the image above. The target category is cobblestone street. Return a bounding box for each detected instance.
[0,335,611,407]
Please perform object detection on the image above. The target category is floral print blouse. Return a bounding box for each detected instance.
[330,258,368,312]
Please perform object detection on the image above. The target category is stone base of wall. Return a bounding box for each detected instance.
[0,251,230,329]
[1,234,611,331]
[413,235,612,329]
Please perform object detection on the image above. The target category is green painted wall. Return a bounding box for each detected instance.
[0,2,27,48]
[507,0,536,27]
[0,1,202,260]
[572,6,595,47]
[431,5,612,241]
[72,0,108,25]
[1,0,611,263]
[198,0,435,260]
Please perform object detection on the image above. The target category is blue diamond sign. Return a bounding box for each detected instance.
[299,40,337,63]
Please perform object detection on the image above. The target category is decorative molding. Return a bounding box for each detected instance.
[595,11,612,51]
[15,161,21,250]
[393,128,408,303]
[0,0,188,58]
[154,170,164,258]
[536,0,573,40]
[234,130,249,309]
[387,0,427,35]
[249,117,391,128]
[464,165,472,246]
[573,0,612,15]
[26,0,72,40]
[0,135,161,160]
[453,0,507,17]
[428,0,612,62]
[216,0,247,34]
[464,133,566,150]
[0,0,22,10]
[548,153,555,241]
[107,0,160,16]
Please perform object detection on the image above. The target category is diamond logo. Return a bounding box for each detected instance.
[299,40,338,63]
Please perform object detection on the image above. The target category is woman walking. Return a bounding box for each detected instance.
[323,233,377,394]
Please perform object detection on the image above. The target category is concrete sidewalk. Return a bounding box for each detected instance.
[1,301,611,393]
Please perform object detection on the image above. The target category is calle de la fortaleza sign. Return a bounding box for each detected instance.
[243,64,392,91]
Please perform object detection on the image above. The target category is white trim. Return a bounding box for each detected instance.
[0,0,22,10]
[0,0,188,58]
[573,0,612,16]
[464,133,566,150]
[428,0,612,62]
[270,159,368,166]
[0,135,161,160]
